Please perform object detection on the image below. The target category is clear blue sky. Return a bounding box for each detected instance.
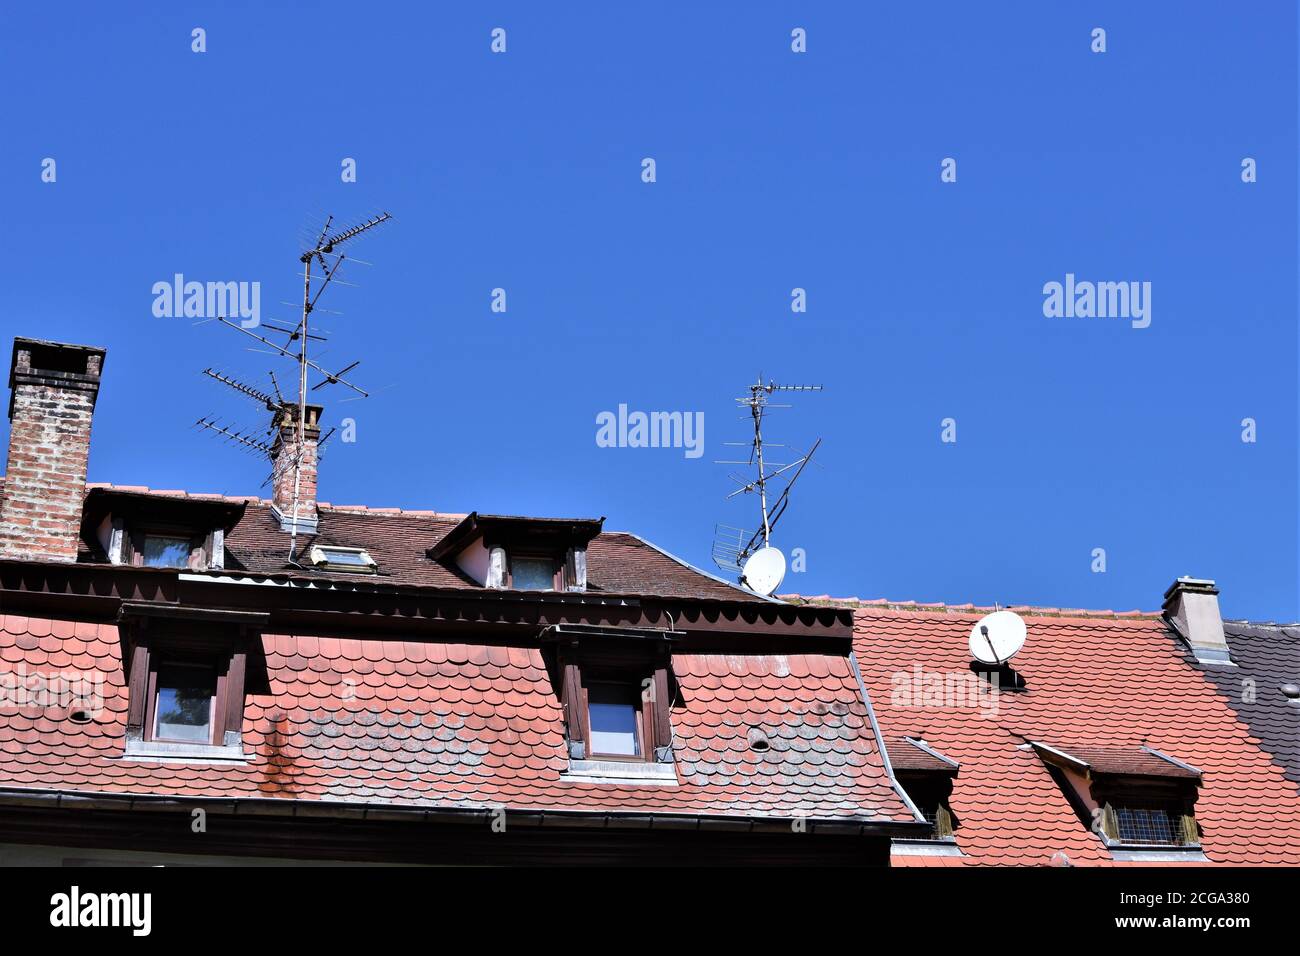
[1,3,1295,620]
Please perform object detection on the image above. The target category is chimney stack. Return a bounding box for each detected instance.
[270,402,322,533]
[1163,577,1233,665]
[0,338,105,562]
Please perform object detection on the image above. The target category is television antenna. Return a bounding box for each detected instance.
[197,211,393,562]
[712,376,823,595]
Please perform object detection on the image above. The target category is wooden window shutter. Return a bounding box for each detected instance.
[1100,803,1119,841]
[560,661,588,758]
[564,546,587,591]
[935,805,954,838]
[650,666,673,758]
[1179,813,1199,845]
[124,641,151,743]
[222,649,247,746]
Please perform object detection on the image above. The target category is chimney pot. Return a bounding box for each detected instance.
[1162,576,1233,666]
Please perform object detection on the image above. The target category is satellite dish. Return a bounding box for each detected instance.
[969,610,1027,664]
[741,546,786,596]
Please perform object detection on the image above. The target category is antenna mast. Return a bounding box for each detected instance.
[199,210,392,563]
[712,376,824,578]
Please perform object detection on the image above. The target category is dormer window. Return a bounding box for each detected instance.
[1032,742,1204,857]
[118,603,267,761]
[308,545,377,573]
[888,736,960,839]
[81,488,244,572]
[541,623,681,783]
[427,513,602,592]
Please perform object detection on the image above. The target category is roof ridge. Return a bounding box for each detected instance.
[782,593,1162,620]
[79,482,469,519]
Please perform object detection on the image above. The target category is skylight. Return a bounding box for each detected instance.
[308,545,378,572]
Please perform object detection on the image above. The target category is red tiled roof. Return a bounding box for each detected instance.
[839,602,1300,865]
[0,614,915,825]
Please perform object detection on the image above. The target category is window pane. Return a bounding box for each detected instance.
[587,684,640,756]
[1115,807,1177,844]
[512,557,554,591]
[154,664,216,743]
[142,536,191,569]
[320,548,370,566]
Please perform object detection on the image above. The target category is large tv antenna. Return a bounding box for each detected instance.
[197,211,392,562]
[712,376,823,595]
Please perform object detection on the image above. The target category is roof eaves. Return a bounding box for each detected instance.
[0,786,921,837]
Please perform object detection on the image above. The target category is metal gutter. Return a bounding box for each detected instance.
[0,786,921,837]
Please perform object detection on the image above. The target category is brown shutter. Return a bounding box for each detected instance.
[651,666,673,756]
[125,641,150,741]
[223,649,247,746]
[561,662,588,754]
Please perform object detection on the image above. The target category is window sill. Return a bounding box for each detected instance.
[890,837,964,857]
[563,759,679,787]
[122,739,248,763]
[1107,843,1208,863]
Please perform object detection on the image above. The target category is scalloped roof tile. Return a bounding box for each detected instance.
[0,614,915,825]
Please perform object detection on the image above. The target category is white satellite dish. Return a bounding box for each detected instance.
[969,610,1027,664]
[741,546,786,596]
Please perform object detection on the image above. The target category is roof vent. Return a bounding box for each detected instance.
[1281,683,1300,701]
[747,728,772,753]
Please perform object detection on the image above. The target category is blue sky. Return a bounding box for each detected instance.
[1,3,1295,620]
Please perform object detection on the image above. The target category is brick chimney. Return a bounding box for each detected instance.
[0,338,105,562]
[1163,577,1233,666]
[269,402,322,533]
